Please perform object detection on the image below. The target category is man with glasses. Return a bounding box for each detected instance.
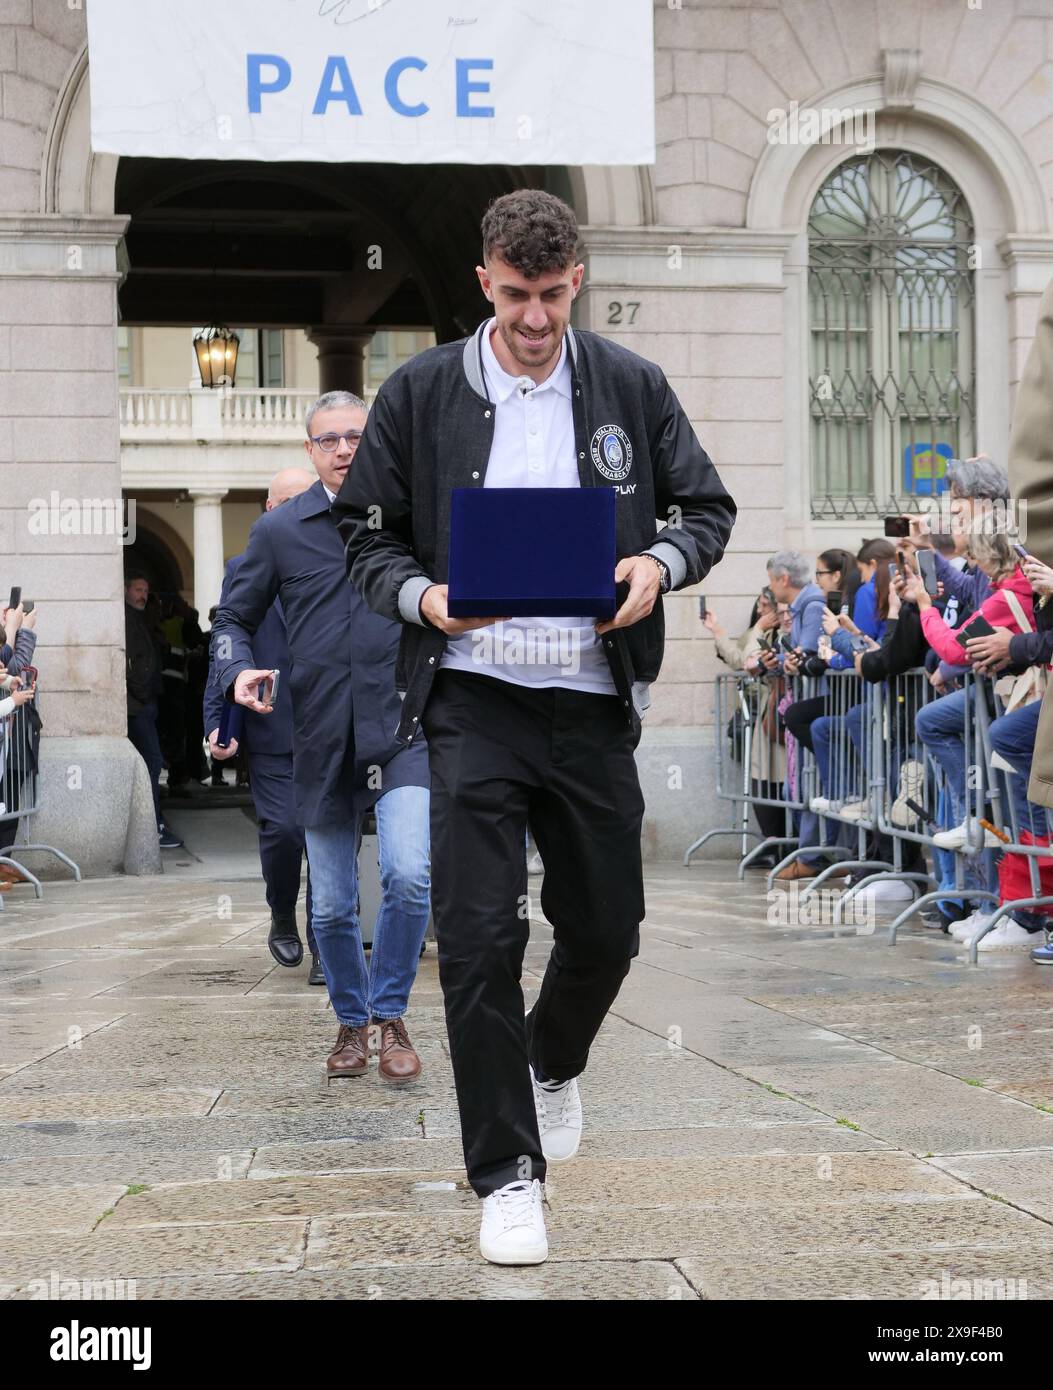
[213,391,431,1083]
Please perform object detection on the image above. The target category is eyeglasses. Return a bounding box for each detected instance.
[310,430,363,453]
[815,569,836,577]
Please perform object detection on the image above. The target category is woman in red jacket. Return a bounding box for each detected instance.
[902,533,1034,862]
[904,533,1034,667]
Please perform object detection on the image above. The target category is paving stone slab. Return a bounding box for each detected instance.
[107,1171,476,1227]
[835,1101,1053,1155]
[930,1150,1053,1223]
[0,1088,221,1123]
[0,1150,254,1188]
[679,1250,1050,1300]
[249,1123,890,1179]
[0,1184,127,1236]
[305,1195,1053,1267]
[0,1011,126,1073]
[249,1138,469,1177]
[0,1220,307,1282]
[725,1059,1034,1114]
[0,1107,462,1158]
[543,1153,966,1208]
[7,1260,697,1300]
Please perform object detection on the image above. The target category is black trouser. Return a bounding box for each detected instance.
[782,695,826,752]
[127,703,163,828]
[750,781,786,841]
[421,669,645,1198]
[248,752,315,955]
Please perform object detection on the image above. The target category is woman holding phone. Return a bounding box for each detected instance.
[908,533,1033,869]
[902,533,1033,669]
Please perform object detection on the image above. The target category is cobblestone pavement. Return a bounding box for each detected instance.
[1,829,1052,1300]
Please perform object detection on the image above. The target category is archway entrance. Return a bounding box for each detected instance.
[115,157,577,350]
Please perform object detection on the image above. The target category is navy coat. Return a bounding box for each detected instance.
[212,480,428,827]
[204,555,292,756]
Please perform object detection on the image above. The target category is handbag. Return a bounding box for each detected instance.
[993,590,1047,714]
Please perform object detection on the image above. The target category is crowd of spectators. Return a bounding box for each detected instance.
[706,456,1053,962]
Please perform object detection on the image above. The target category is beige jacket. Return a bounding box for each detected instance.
[1008,273,1053,807]
[713,621,765,672]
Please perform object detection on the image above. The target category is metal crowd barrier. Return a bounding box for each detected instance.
[0,679,81,910]
[684,670,801,870]
[690,663,1053,965]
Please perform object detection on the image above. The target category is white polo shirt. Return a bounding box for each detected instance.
[441,320,617,695]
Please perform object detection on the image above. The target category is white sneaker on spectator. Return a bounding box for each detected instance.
[932,819,1001,851]
[975,919,1037,952]
[950,910,991,942]
[839,800,868,821]
[853,878,915,904]
[531,1065,583,1162]
[809,796,834,814]
[479,1179,547,1265]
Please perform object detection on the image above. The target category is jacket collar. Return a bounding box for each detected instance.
[297,478,334,519]
[462,318,578,401]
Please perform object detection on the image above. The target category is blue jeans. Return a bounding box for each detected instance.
[814,701,867,802]
[989,702,1048,842]
[915,688,970,824]
[304,785,431,1025]
[917,688,989,898]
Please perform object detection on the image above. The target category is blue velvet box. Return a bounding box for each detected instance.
[447,487,617,618]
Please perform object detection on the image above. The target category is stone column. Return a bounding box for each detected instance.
[0,213,163,876]
[305,327,375,396]
[0,215,129,739]
[189,489,228,622]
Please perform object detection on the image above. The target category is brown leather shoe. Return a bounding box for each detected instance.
[372,1017,421,1083]
[775,860,820,882]
[326,1023,369,1079]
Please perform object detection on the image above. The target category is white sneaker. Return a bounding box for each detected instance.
[531,1066,583,1163]
[853,878,915,904]
[479,1179,547,1265]
[975,919,1038,952]
[840,800,868,821]
[950,910,990,942]
[932,819,1001,851]
[809,796,834,814]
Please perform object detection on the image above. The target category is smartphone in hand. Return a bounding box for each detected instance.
[956,614,996,647]
[917,548,939,597]
[884,516,910,538]
[258,670,280,706]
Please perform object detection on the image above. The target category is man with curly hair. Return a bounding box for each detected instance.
[334,188,735,1264]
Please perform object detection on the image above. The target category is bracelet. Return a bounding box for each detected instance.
[639,552,671,593]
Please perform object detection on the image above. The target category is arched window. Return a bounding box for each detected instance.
[808,151,975,519]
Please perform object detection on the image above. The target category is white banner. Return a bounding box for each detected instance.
[86,0,654,166]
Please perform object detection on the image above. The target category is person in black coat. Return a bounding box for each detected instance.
[212,395,431,1085]
[125,573,182,849]
[204,467,322,980]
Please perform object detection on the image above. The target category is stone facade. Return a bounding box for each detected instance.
[3,1,1053,867]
